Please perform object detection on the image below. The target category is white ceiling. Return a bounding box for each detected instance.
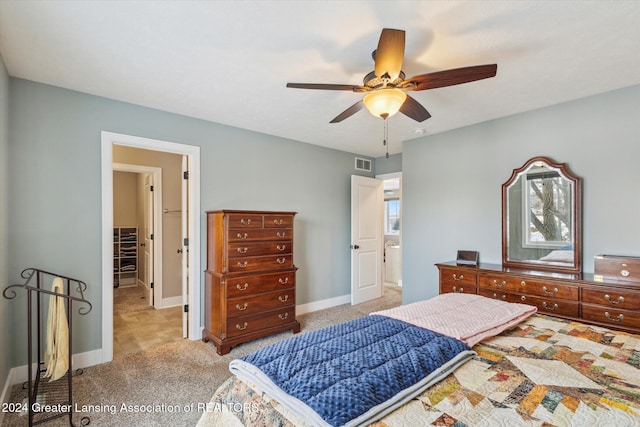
[1,1,638,157]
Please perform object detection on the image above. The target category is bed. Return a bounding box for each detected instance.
[197,294,640,427]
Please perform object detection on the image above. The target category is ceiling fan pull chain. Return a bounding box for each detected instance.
[384,117,389,158]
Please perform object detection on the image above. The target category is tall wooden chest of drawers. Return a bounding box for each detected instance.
[203,210,300,354]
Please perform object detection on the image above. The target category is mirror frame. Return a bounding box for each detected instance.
[502,156,582,273]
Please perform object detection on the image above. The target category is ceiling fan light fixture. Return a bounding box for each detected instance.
[363,89,407,119]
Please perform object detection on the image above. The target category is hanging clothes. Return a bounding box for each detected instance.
[43,277,69,381]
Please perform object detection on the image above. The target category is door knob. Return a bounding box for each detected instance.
[350,244,360,249]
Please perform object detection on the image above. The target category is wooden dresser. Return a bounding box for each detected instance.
[437,261,640,335]
[203,210,301,354]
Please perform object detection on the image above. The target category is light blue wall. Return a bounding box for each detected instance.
[402,85,640,304]
[375,153,402,175]
[0,55,10,400]
[7,78,373,364]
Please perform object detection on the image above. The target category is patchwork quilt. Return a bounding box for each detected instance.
[198,314,640,427]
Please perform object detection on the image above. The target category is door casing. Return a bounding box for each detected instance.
[101,131,200,363]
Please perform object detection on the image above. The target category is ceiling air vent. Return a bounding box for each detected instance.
[355,157,372,172]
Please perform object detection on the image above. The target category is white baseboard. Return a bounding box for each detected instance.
[5,349,103,388]
[0,369,12,425]
[162,296,183,308]
[296,294,350,315]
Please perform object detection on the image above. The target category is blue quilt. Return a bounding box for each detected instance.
[229,315,474,427]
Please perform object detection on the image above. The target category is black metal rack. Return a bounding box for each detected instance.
[3,268,92,426]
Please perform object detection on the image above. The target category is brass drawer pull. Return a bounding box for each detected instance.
[236,283,249,291]
[452,286,464,293]
[278,313,289,320]
[604,294,624,304]
[273,219,284,225]
[520,281,527,287]
[279,277,289,285]
[276,257,286,264]
[236,233,248,239]
[279,295,289,303]
[542,286,558,295]
[604,312,624,322]
[492,280,506,288]
[237,261,248,268]
[276,244,286,251]
[521,295,526,301]
[236,303,248,311]
[237,247,248,254]
[236,322,248,330]
[276,231,286,238]
[240,219,252,225]
[452,274,464,281]
[542,301,559,311]
[492,293,506,301]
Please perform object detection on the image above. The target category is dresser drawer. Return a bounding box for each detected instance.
[479,274,578,301]
[226,307,296,338]
[228,254,293,273]
[225,271,295,298]
[582,287,640,311]
[228,241,292,257]
[440,267,477,286]
[478,288,579,317]
[227,213,263,228]
[263,214,294,228]
[479,274,519,291]
[516,278,579,301]
[479,288,521,303]
[227,289,295,319]
[228,228,293,242]
[440,282,476,295]
[581,304,640,330]
[518,294,580,317]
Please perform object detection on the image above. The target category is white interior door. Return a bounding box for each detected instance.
[143,174,155,306]
[181,156,189,338]
[351,175,384,304]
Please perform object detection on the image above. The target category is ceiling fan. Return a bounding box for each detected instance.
[286,28,497,123]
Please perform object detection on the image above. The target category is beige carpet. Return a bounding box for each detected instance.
[2,286,401,426]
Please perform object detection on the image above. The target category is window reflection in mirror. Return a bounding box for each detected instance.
[503,157,581,273]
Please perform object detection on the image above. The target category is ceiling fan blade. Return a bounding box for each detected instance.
[399,95,431,122]
[330,100,365,123]
[404,64,497,91]
[286,83,362,91]
[374,28,405,80]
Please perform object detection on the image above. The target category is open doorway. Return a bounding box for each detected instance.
[112,159,184,357]
[101,132,201,363]
[379,172,402,299]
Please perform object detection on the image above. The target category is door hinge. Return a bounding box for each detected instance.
[150,185,154,191]
[183,304,189,313]
[183,171,189,180]
[183,238,189,246]
[150,282,154,289]
[150,234,154,240]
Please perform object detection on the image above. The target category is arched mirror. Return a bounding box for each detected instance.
[502,156,582,273]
